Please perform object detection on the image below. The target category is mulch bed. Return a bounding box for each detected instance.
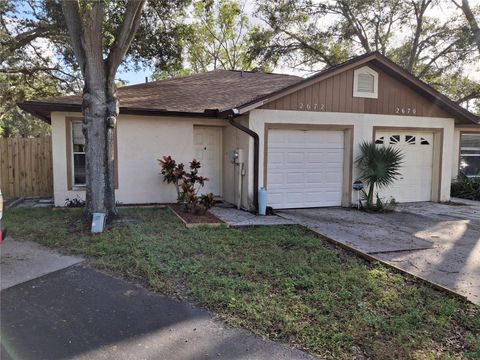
[168,204,225,227]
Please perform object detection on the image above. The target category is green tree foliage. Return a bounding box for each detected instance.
[453,0,480,53]
[154,0,263,79]
[0,0,189,137]
[0,0,74,136]
[252,0,480,114]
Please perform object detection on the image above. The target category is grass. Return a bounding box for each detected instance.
[5,207,480,360]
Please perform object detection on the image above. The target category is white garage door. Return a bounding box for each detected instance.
[375,131,434,202]
[266,129,344,209]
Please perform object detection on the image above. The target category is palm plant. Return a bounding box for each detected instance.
[355,141,404,208]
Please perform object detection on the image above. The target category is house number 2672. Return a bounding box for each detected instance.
[299,103,325,111]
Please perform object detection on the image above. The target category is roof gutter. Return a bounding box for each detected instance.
[226,108,259,212]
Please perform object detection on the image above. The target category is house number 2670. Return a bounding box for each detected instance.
[395,107,417,115]
[299,103,325,111]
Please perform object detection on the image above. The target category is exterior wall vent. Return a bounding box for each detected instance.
[353,66,378,99]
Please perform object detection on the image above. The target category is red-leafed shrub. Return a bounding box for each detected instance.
[159,156,215,214]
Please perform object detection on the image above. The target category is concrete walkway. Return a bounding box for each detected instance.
[0,239,83,290]
[1,265,316,360]
[210,204,294,227]
[278,200,480,305]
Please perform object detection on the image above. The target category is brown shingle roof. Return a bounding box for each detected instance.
[19,70,302,121]
[18,52,479,124]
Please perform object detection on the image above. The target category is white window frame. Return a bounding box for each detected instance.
[71,121,86,187]
[353,66,378,99]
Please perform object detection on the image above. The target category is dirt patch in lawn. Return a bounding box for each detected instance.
[169,204,225,227]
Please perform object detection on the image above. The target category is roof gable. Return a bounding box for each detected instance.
[261,62,452,119]
[238,52,478,125]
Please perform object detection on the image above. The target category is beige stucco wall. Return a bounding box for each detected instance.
[452,127,480,180]
[247,109,456,203]
[51,111,249,207]
[51,109,462,208]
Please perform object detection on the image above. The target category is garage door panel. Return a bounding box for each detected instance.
[306,152,326,163]
[286,152,304,164]
[376,130,433,203]
[268,192,285,205]
[267,129,344,209]
[268,173,286,185]
[305,172,325,183]
[286,173,305,185]
[269,153,284,164]
[305,150,343,163]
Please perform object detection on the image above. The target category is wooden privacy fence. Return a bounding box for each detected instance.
[0,136,53,199]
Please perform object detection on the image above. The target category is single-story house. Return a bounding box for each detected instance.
[19,52,480,210]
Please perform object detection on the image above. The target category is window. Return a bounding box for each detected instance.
[420,137,430,145]
[389,135,400,144]
[375,136,384,144]
[353,66,378,99]
[405,135,416,145]
[68,119,118,190]
[460,133,480,177]
[72,121,86,185]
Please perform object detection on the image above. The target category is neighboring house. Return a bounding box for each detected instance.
[19,52,480,210]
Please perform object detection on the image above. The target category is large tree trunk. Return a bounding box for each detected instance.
[62,0,146,222]
[82,76,117,218]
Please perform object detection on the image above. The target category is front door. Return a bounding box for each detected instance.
[193,126,222,196]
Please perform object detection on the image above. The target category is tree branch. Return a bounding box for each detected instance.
[455,90,480,104]
[106,0,147,80]
[281,29,335,67]
[0,24,57,56]
[407,0,432,71]
[454,0,480,53]
[61,1,87,76]
[417,40,458,78]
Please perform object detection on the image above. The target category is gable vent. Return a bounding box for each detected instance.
[357,73,374,93]
[353,66,378,99]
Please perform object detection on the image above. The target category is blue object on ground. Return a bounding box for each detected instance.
[258,187,267,216]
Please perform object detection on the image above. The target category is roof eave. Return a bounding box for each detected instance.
[17,101,222,121]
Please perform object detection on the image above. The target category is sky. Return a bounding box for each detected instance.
[117,0,480,85]
[9,0,480,85]
[118,67,152,85]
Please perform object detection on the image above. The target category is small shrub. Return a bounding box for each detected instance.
[359,192,397,212]
[64,196,85,208]
[200,193,215,210]
[356,141,403,211]
[451,173,480,200]
[159,156,215,213]
[374,193,397,212]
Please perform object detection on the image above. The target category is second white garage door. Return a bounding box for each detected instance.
[376,130,434,202]
[266,129,344,209]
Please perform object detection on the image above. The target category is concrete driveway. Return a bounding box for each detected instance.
[1,239,83,290]
[278,199,480,305]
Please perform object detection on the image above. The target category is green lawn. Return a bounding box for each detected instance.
[5,207,480,359]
